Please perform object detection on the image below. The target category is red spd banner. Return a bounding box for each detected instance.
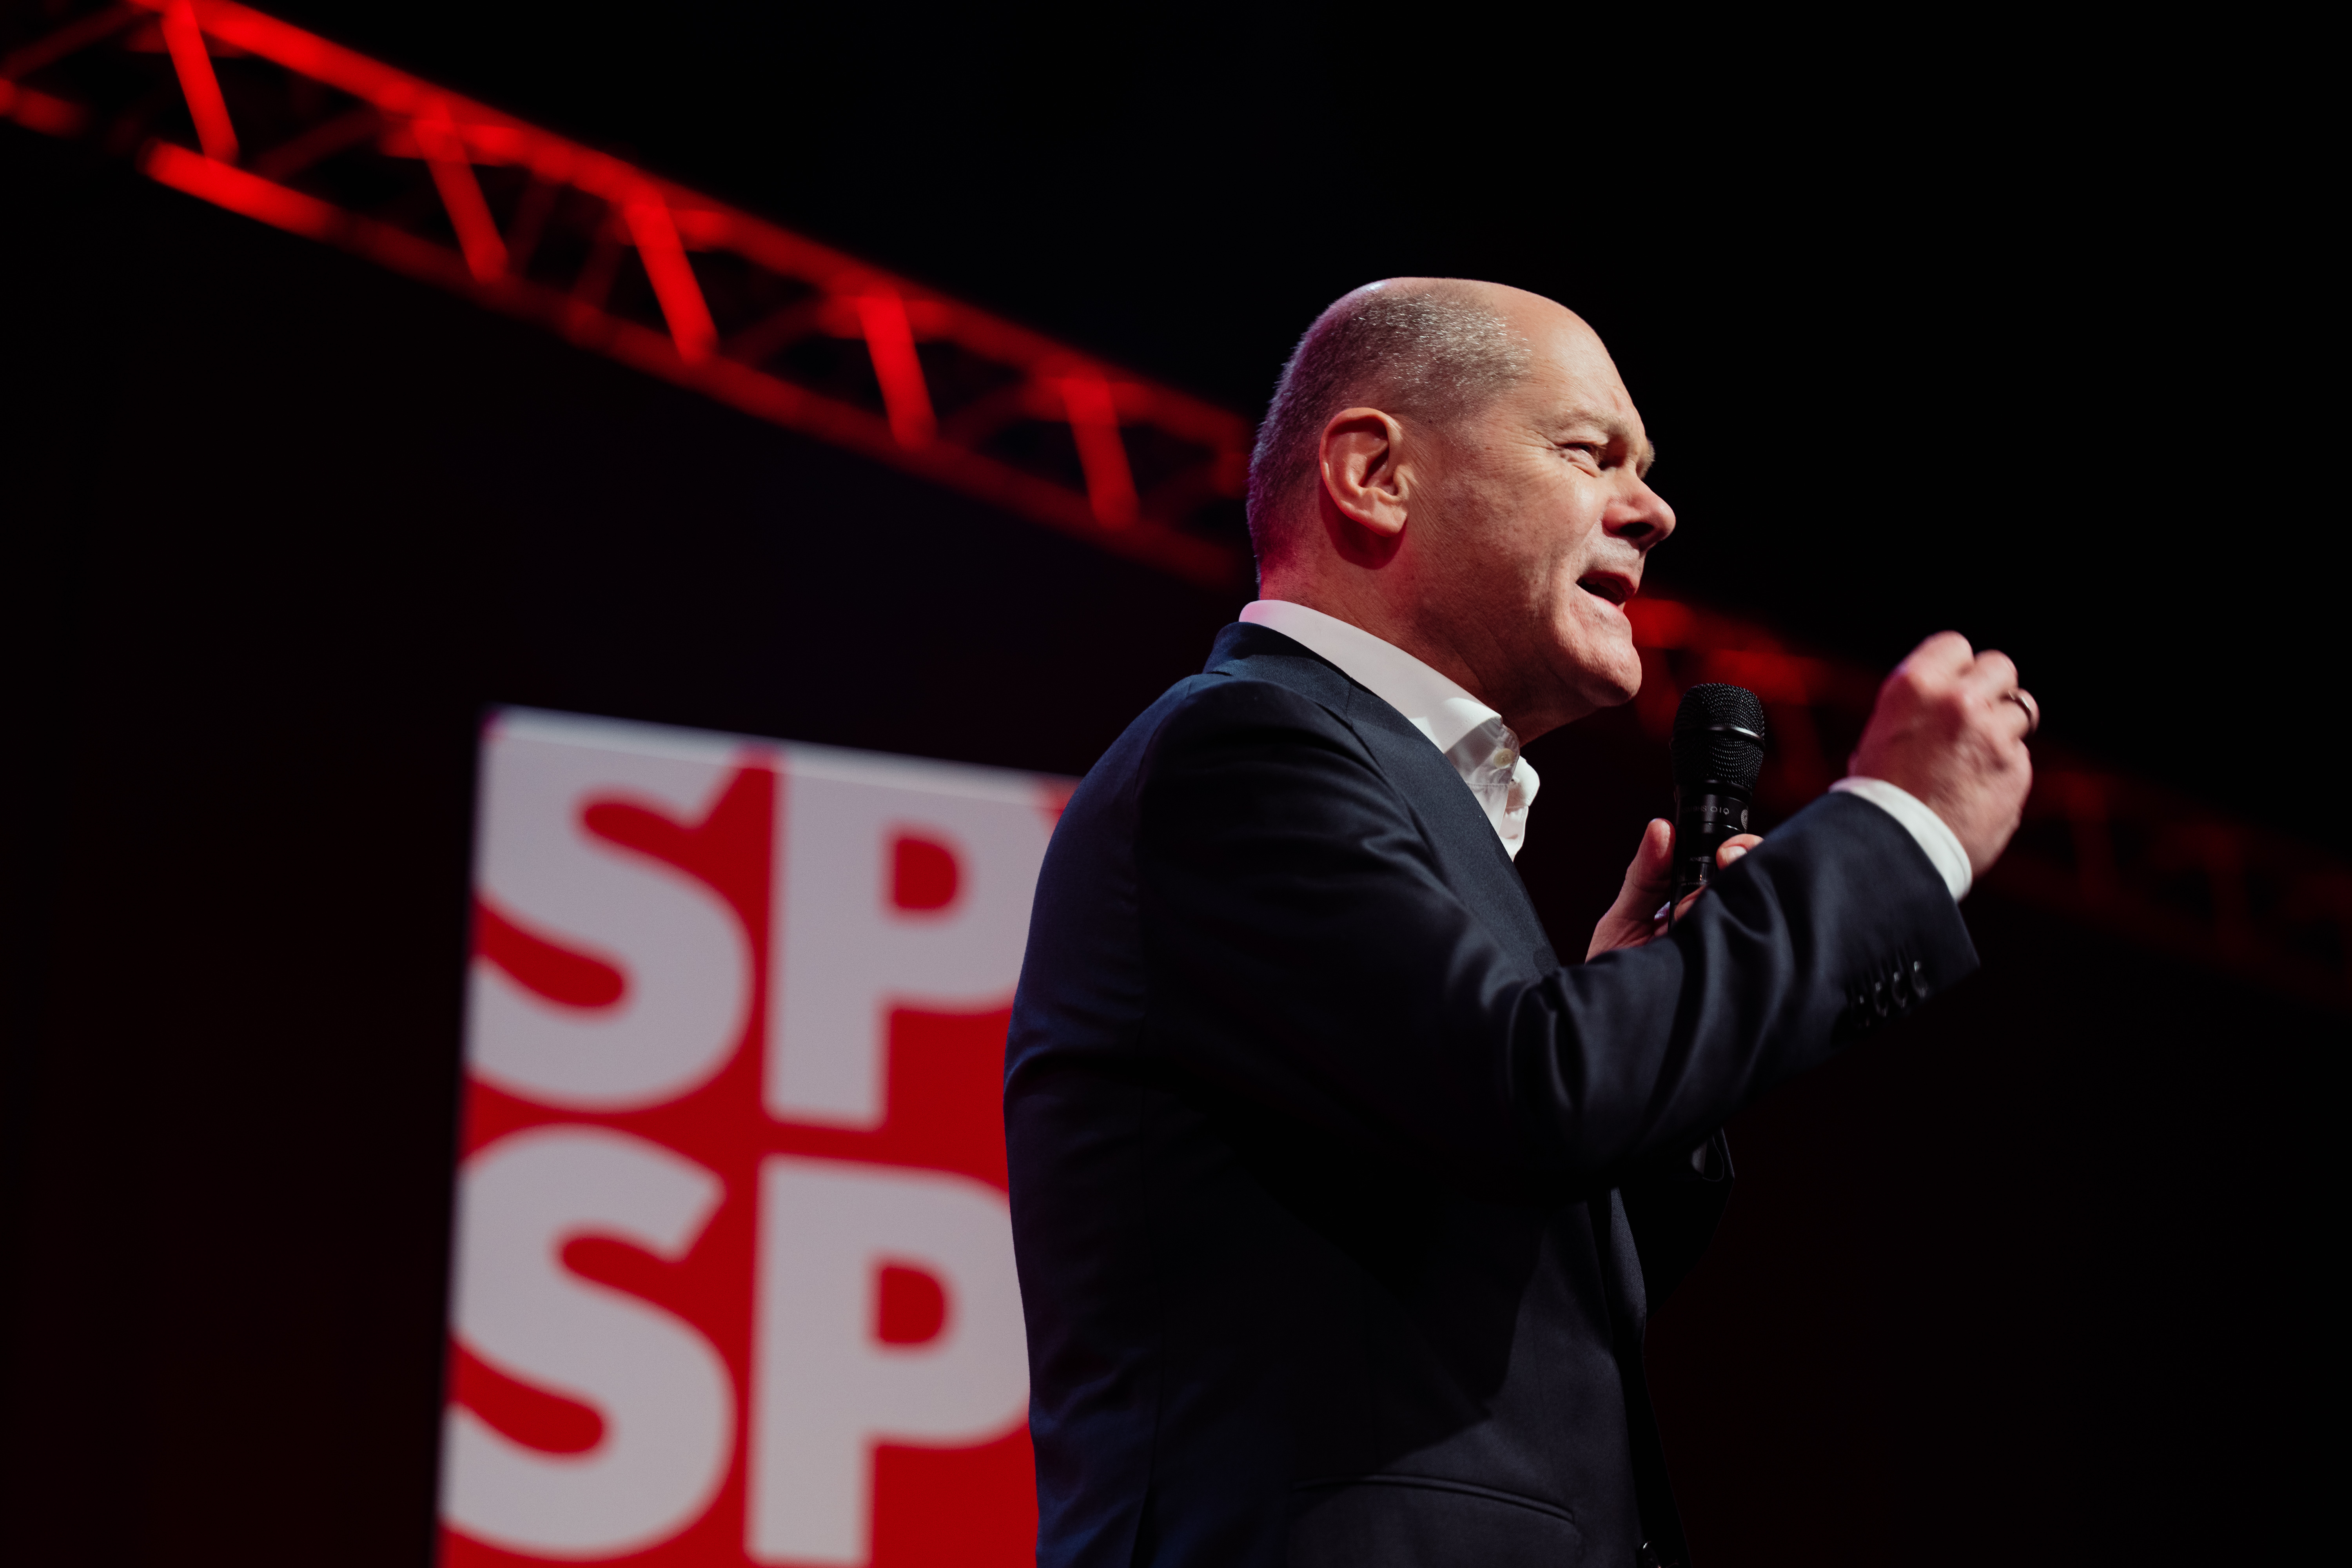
[441,708,1064,1566]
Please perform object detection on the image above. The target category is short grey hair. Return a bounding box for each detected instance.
[1245,281,1533,566]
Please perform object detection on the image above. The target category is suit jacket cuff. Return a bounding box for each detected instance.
[1829,776,1973,900]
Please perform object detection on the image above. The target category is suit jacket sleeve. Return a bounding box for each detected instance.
[1134,677,1977,1191]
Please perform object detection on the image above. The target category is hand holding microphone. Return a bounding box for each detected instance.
[1589,684,1768,956]
[1586,812,1762,958]
[1669,684,1768,913]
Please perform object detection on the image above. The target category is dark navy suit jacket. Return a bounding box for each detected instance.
[1005,624,1976,1566]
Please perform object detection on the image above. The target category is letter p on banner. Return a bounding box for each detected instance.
[748,1159,1027,1564]
[440,709,1061,1568]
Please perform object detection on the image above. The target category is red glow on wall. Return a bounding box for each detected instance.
[0,77,89,134]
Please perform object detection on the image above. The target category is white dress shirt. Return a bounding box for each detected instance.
[1240,598,1972,900]
[1828,776,1972,900]
[1241,600,1540,858]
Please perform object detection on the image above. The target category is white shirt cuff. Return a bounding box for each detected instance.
[1828,777,1973,902]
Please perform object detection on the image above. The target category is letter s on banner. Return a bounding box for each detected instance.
[468,726,753,1111]
[746,1156,1029,1566]
[770,754,1053,1128]
[444,1126,733,1558]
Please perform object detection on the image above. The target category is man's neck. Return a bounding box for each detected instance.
[1253,579,1579,741]
[1257,580,1485,702]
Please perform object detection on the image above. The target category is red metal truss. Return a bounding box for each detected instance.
[1,0,1252,587]
[7,2,2345,1011]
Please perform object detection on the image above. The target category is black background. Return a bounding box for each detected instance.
[2,8,2336,1565]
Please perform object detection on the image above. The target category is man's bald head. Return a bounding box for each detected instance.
[1246,279,1535,568]
[1240,278,1675,742]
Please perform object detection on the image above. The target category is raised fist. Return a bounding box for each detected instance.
[1848,631,2036,876]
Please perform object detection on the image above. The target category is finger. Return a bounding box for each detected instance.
[1588,820,1680,959]
[1619,817,1675,897]
[1896,630,1975,681]
[1959,649,2020,701]
[1986,685,2036,739]
[1658,836,1768,935]
[1715,832,1763,869]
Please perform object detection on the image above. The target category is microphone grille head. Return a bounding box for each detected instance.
[1671,683,1768,792]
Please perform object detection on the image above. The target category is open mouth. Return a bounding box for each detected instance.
[1577,573,1632,607]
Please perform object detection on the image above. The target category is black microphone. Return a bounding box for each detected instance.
[1670,684,1768,915]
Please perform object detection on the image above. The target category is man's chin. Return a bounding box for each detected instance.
[1587,671,1641,710]
[1524,621,1641,733]
[1566,630,1643,710]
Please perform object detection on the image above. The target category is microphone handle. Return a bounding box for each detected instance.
[1670,786,1756,916]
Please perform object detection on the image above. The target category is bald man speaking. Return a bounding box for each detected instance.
[1005,281,2034,1568]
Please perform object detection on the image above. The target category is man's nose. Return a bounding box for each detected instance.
[1606,474,1676,548]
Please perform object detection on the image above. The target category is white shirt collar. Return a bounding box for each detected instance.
[1239,599,1542,858]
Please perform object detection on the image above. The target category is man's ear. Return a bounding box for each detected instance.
[1318,408,1411,538]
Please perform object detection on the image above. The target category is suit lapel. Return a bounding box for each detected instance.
[1342,695,1560,974]
[1205,623,1560,976]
